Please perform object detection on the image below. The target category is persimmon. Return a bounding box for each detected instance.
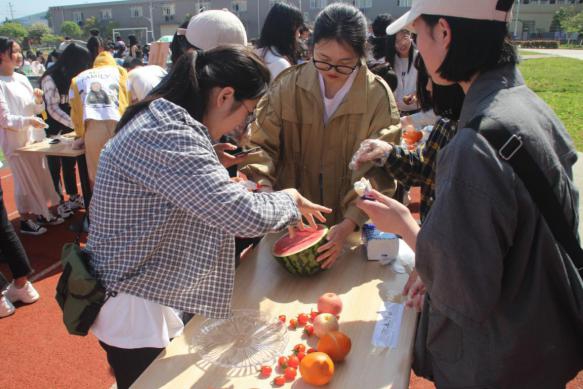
[317,331,352,362]
[299,352,334,386]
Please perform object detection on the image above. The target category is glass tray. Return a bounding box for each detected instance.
[191,310,288,370]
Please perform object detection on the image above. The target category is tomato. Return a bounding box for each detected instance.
[278,315,286,324]
[284,367,297,380]
[310,310,319,322]
[307,347,316,354]
[273,375,286,386]
[287,355,300,368]
[260,365,272,378]
[278,356,288,369]
[303,324,314,336]
[289,318,297,329]
[297,351,306,361]
[293,344,306,354]
[297,313,309,326]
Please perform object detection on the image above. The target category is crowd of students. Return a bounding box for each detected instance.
[0,1,582,388]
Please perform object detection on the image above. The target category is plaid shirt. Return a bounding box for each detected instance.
[385,118,458,221]
[40,75,73,129]
[87,99,300,319]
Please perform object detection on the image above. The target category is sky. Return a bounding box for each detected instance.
[0,0,125,19]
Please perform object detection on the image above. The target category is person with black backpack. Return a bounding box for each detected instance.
[356,0,583,388]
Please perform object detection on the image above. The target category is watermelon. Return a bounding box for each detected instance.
[272,225,329,276]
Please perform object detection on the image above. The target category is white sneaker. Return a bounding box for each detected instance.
[0,293,15,317]
[68,195,84,210]
[6,281,40,304]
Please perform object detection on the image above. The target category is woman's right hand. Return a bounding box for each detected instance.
[282,188,332,236]
[350,139,393,170]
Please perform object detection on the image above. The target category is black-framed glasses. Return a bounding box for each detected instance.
[312,59,359,75]
[241,100,256,126]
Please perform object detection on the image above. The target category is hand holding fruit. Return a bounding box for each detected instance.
[350,139,392,170]
[316,218,355,269]
[356,189,419,249]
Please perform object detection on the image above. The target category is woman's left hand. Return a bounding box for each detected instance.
[33,88,43,104]
[316,218,356,269]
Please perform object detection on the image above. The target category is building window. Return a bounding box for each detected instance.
[398,0,412,6]
[356,0,373,8]
[196,1,211,12]
[232,0,248,12]
[131,6,143,18]
[100,8,112,20]
[309,0,327,8]
[522,20,535,33]
[161,3,176,16]
[304,11,310,22]
[72,11,84,23]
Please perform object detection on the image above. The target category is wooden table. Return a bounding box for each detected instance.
[16,137,92,210]
[133,233,418,389]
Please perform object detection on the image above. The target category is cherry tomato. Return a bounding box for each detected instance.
[278,356,288,369]
[289,318,297,329]
[284,366,297,380]
[273,375,286,386]
[307,347,316,354]
[293,344,306,354]
[278,315,286,323]
[260,365,272,378]
[297,313,309,326]
[303,324,314,336]
[287,355,300,368]
[297,351,306,361]
[310,310,319,322]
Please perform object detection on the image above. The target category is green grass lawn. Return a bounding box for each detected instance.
[519,57,583,150]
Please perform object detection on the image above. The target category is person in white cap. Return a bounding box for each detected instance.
[185,9,247,51]
[356,0,583,388]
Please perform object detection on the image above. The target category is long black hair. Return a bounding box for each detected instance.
[368,13,392,61]
[116,45,271,133]
[386,31,415,73]
[415,55,464,120]
[258,2,304,65]
[87,35,105,64]
[41,43,92,92]
[170,21,195,65]
[313,3,367,58]
[0,37,16,64]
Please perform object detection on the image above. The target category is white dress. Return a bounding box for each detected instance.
[0,72,60,218]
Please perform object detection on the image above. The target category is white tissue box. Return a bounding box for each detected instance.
[362,224,400,262]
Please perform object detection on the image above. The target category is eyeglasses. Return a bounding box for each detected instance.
[241,100,256,126]
[312,59,359,75]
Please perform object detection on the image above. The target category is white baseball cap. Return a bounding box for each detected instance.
[185,10,247,50]
[386,0,513,35]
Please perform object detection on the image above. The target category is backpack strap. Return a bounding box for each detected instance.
[467,116,583,278]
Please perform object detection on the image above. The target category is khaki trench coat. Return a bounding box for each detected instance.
[240,62,401,226]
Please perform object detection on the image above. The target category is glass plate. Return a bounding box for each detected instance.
[191,310,288,370]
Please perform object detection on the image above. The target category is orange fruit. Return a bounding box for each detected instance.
[299,352,334,386]
[317,331,352,362]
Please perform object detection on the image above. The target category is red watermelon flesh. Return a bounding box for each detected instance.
[273,225,329,257]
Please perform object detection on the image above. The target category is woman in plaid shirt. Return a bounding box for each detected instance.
[87,46,331,388]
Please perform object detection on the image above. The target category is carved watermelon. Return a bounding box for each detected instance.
[272,225,329,276]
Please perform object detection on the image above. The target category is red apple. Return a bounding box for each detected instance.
[313,313,339,338]
[317,292,343,316]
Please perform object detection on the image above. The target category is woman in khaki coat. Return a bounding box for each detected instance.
[241,3,401,268]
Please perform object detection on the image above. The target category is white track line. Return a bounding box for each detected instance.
[30,260,62,282]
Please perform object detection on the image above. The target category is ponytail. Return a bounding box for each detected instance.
[115,45,270,134]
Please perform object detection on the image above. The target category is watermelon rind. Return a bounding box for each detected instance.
[272,227,329,277]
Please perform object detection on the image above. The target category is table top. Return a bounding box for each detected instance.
[16,137,84,158]
[132,233,418,389]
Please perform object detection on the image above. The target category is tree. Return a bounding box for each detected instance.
[563,12,583,44]
[60,21,82,39]
[27,23,52,44]
[551,6,578,33]
[41,33,63,47]
[0,22,28,40]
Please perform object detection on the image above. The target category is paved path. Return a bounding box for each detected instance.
[520,48,583,60]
